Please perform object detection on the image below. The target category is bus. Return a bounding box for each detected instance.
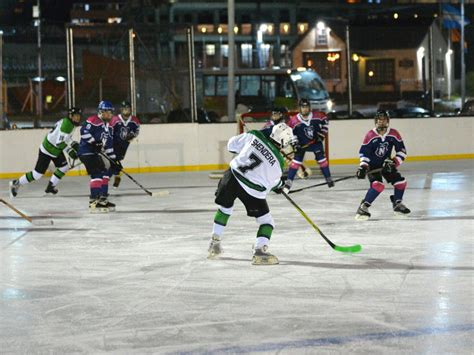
[197,67,332,119]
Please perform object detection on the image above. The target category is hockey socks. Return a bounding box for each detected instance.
[90,178,102,199]
[100,176,110,196]
[20,170,43,185]
[393,180,407,202]
[49,166,69,187]
[212,206,233,237]
[364,181,385,204]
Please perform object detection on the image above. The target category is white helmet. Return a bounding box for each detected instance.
[270,123,293,148]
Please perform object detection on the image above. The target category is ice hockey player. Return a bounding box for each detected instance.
[9,107,82,198]
[207,123,294,265]
[110,100,140,188]
[283,98,333,192]
[355,110,410,220]
[78,101,119,213]
[263,106,288,128]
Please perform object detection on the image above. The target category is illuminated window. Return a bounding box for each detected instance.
[280,23,290,34]
[366,59,395,85]
[206,44,215,56]
[298,23,308,34]
[303,52,341,80]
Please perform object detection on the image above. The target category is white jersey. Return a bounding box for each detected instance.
[228,130,285,199]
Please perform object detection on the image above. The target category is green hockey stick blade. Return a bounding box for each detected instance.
[334,244,362,253]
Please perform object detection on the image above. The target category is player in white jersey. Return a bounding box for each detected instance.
[9,108,82,198]
[207,123,294,265]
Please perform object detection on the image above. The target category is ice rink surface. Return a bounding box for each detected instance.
[1,160,473,354]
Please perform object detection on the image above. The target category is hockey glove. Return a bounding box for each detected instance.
[94,142,103,153]
[356,165,368,179]
[67,141,79,159]
[125,133,136,142]
[382,159,396,174]
[272,178,286,194]
[290,135,300,150]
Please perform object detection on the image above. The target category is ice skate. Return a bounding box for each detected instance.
[207,234,223,259]
[282,179,293,194]
[390,195,411,216]
[252,245,279,265]
[113,175,121,189]
[100,197,116,212]
[45,182,58,195]
[326,176,335,188]
[89,199,109,213]
[355,200,371,220]
[9,179,20,198]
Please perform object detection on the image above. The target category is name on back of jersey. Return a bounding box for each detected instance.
[252,139,276,166]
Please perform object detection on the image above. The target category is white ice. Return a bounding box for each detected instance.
[1,160,473,354]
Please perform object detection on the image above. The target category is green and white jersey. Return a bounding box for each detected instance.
[39,118,75,158]
[228,130,285,199]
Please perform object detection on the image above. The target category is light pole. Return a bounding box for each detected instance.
[33,0,42,127]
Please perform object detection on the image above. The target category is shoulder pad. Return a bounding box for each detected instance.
[86,115,103,126]
[362,130,378,145]
[387,128,403,142]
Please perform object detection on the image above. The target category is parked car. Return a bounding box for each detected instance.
[388,107,435,118]
[458,100,474,116]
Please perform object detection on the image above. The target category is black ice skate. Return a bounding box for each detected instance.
[113,175,121,189]
[326,176,335,188]
[89,199,109,213]
[252,245,279,265]
[207,234,223,259]
[390,195,411,215]
[9,179,20,198]
[355,200,371,220]
[100,197,116,212]
[45,182,58,195]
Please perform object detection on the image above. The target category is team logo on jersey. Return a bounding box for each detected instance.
[375,142,390,158]
[119,127,130,140]
[304,126,314,139]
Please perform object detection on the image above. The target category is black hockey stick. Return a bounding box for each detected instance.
[281,192,362,253]
[289,167,384,194]
[99,153,169,197]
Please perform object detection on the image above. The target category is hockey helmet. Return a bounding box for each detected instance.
[270,123,293,148]
[298,98,311,107]
[121,100,132,108]
[374,110,390,126]
[271,106,288,115]
[97,100,114,112]
[68,107,82,126]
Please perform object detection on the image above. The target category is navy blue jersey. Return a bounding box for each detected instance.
[78,115,116,159]
[359,128,407,168]
[110,114,140,158]
[288,111,328,152]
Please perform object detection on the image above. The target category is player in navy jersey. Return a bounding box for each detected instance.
[283,99,333,192]
[78,101,118,213]
[355,111,411,220]
[110,101,141,188]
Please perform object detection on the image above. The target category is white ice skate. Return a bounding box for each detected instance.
[207,234,223,259]
[252,245,279,265]
[355,201,371,221]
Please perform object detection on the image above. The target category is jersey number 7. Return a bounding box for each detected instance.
[238,153,263,174]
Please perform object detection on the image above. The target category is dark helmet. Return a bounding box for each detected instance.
[374,110,390,123]
[68,107,82,117]
[68,107,82,126]
[271,106,288,115]
[299,98,311,107]
[121,100,132,109]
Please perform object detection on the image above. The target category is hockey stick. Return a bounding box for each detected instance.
[99,153,169,197]
[281,192,362,253]
[0,198,54,226]
[238,117,312,179]
[289,168,384,194]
